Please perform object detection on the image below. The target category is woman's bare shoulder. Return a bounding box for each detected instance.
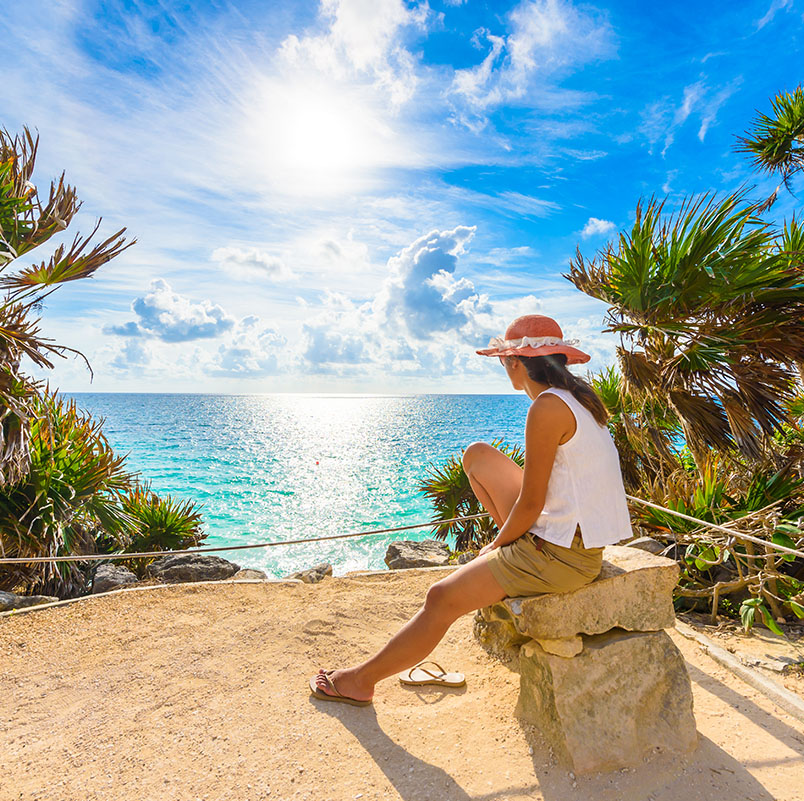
[526,392,575,436]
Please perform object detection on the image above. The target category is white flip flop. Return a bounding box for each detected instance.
[398,659,466,687]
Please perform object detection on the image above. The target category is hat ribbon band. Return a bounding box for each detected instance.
[487,334,580,351]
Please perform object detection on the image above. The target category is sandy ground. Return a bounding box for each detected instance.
[679,612,804,700]
[2,570,804,801]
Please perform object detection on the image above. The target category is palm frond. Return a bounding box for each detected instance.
[736,85,804,178]
[566,191,804,464]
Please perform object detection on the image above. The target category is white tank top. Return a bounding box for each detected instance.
[527,387,633,548]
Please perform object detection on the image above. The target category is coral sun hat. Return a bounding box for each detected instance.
[476,314,591,365]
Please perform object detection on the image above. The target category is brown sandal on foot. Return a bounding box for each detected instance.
[309,670,373,706]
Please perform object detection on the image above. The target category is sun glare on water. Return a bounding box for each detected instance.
[245,79,398,195]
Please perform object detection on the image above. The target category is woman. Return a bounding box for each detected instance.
[309,314,633,706]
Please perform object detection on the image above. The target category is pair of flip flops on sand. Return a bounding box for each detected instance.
[309,660,465,706]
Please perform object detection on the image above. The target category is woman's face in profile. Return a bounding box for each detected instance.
[500,355,527,391]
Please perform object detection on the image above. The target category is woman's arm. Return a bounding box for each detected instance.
[480,394,568,553]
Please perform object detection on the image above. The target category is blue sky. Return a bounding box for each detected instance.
[1,0,801,393]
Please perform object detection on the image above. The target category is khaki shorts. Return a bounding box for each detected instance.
[484,525,604,598]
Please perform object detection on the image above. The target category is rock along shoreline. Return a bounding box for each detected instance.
[0,536,669,614]
[0,537,481,613]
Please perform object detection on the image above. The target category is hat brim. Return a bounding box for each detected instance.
[475,343,591,365]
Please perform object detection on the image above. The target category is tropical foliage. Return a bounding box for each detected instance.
[0,127,131,487]
[737,84,804,209]
[566,191,804,470]
[0,392,135,597]
[0,126,204,599]
[111,484,204,579]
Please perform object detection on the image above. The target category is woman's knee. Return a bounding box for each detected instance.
[461,441,494,473]
[424,580,458,615]
[425,564,505,617]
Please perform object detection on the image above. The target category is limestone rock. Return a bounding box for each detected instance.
[625,537,666,555]
[534,636,583,658]
[92,564,139,594]
[231,568,269,580]
[474,613,583,659]
[456,552,476,564]
[284,563,332,584]
[516,629,697,774]
[477,545,679,642]
[0,591,60,612]
[147,553,240,583]
[384,539,450,569]
[473,604,531,664]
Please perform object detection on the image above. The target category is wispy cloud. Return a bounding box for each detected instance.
[756,0,793,29]
[698,81,742,141]
[449,0,616,126]
[639,77,740,156]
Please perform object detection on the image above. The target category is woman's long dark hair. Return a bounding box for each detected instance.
[514,353,609,426]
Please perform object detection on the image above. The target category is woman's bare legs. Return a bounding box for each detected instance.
[313,554,509,700]
[461,441,524,526]
[311,442,524,701]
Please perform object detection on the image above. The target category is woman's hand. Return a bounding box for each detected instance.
[478,541,499,557]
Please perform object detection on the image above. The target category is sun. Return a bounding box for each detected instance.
[245,78,396,195]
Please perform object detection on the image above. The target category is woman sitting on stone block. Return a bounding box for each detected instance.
[310,314,633,706]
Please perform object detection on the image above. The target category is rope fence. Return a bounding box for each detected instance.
[0,496,802,566]
[0,513,491,565]
[624,494,804,559]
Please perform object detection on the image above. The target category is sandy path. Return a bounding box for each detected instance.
[1,569,803,801]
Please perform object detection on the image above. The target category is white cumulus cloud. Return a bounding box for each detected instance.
[109,339,153,372]
[206,316,286,377]
[298,225,496,373]
[375,225,490,339]
[581,217,616,238]
[105,279,236,342]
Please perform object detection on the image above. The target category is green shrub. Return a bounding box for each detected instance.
[0,392,136,597]
[110,483,204,578]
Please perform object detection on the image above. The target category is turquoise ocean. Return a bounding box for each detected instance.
[66,394,532,578]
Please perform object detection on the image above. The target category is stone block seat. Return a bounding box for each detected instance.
[473,545,697,774]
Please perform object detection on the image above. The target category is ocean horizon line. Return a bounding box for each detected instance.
[61,390,525,398]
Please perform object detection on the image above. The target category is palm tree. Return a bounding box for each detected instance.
[0,126,132,486]
[565,191,804,473]
[0,125,205,599]
[737,85,804,210]
[588,364,685,491]
[418,440,524,550]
